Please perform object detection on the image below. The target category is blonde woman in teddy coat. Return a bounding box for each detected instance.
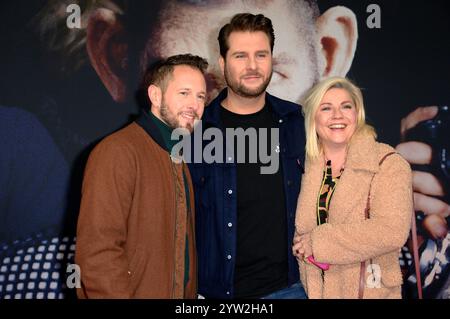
[292,77,413,299]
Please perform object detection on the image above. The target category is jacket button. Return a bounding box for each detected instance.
[200,176,205,183]
[228,222,233,228]
[279,119,283,123]
[227,189,233,195]
[287,180,292,186]
[227,255,232,260]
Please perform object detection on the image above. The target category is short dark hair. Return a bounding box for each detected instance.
[218,13,275,59]
[141,54,208,93]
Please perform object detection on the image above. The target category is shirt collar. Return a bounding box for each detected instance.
[203,88,301,128]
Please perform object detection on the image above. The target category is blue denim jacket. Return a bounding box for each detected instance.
[188,89,305,298]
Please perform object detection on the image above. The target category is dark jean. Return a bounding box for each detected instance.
[261,282,308,299]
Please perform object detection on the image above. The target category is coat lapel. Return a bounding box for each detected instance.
[296,132,381,228]
[328,133,380,223]
[295,155,324,234]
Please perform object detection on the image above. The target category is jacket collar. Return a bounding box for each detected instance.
[202,88,300,127]
[135,108,167,151]
[299,131,380,231]
[344,131,379,173]
[307,131,379,174]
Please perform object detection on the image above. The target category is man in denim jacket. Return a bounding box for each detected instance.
[189,13,306,299]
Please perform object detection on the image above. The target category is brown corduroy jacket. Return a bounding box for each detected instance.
[75,121,197,299]
[295,132,413,299]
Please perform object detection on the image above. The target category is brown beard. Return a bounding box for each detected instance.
[160,101,197,132]
[224,67,273,98]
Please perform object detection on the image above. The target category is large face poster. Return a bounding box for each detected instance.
[0,0,449,299]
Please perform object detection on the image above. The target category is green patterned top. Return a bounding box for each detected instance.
[317,160,344,226]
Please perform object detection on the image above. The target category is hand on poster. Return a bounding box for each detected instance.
[396,106,450,240]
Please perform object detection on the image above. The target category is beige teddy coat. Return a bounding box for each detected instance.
[295,132,413,299]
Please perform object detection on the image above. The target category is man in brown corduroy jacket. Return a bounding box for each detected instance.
[75,54,208,298]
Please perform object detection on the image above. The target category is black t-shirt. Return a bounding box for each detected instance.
[220,103,288,298]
